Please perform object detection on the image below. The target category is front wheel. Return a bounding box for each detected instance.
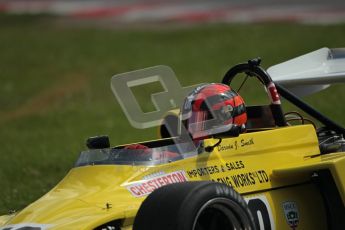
[133,181,256,230]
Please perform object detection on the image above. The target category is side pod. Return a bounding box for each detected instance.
[272,153,345,229]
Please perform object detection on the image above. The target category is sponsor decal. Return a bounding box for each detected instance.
[0,223,51,230]
[186,161,245,179]
[126,170,188,197]
[186,160,270,189]
[213,170,269,188]
[282,201,299,230]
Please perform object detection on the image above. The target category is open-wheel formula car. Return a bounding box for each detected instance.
[1,48,345,230]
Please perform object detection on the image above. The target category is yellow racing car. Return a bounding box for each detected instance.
[1,48,345,230]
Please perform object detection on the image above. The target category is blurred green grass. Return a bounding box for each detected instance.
[0,14,344,214]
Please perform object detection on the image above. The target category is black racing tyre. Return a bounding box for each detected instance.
[133,181,256,230]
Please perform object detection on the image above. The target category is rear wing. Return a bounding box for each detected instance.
[268,48,345,96]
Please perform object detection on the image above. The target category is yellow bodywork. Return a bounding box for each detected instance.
[1,124,344,229]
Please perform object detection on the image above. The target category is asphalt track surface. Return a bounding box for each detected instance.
[0,0,345,24]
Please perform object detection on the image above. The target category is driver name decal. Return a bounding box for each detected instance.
[217,137,255,152]
[126,170,188,197]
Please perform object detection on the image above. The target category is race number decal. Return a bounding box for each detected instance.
[245,195,275,230]
[0,223,51,230]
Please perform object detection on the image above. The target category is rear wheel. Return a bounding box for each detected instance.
[133,181,256,230]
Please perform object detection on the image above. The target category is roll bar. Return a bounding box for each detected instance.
[221,58,286,127]
[222,58,345,135]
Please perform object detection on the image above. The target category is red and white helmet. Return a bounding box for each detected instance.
[181,83,247,139]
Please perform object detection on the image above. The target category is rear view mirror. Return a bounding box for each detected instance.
[86,135,110,149]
